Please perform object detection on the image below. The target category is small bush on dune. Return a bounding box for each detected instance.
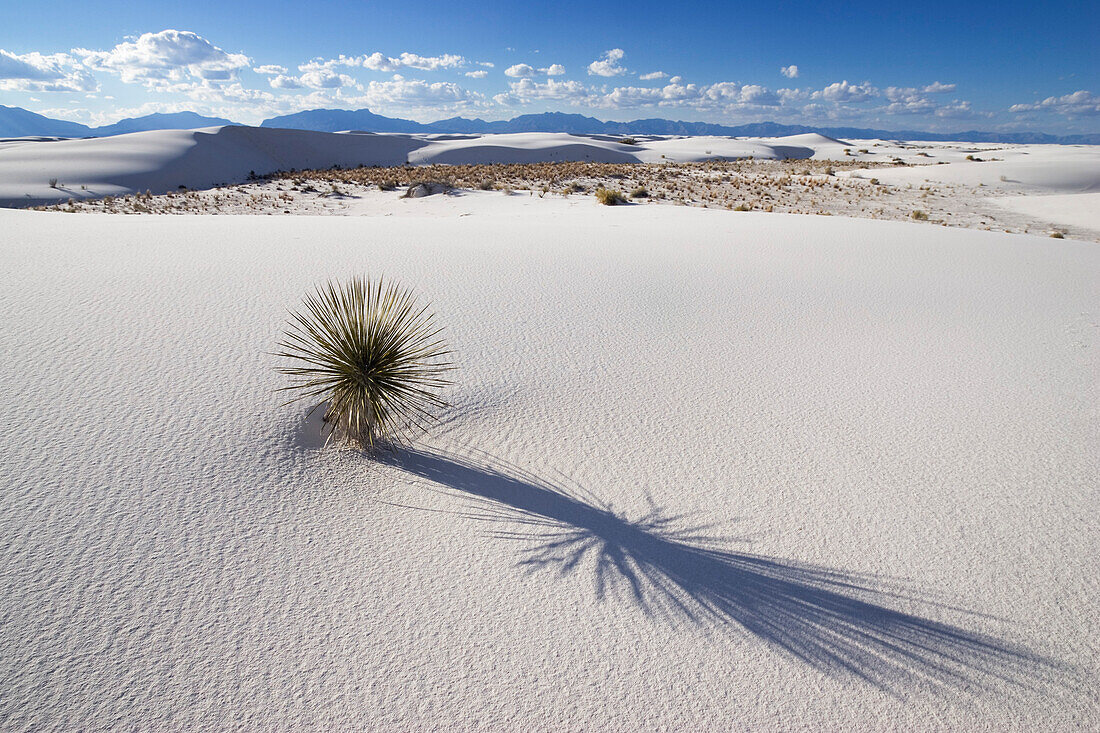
[630,187,648,198]
[911,210,928,220]
[596,187,627,206]
[277,276,453,451]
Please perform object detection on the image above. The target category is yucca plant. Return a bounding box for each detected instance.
[277,276,453,450]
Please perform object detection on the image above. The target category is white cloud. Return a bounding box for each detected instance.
[0,49,97,92]
[922,81,956,94]
[357,52,466,72]
[299,51,468,75]
[501,78,594,104]
[780,65,799,79]
[301,69,359,89]
[933,100,985,119]
[76,30,250,88]
[253,64,287,75]
[1011,89,1099,116]
[356,78,471,106]
[267,66,360,91]
[587,48,626,77]
[814,80,877,103]
[269,74,302,89]
[476,61,494,68]
[465,70,488,78]
[598,80,781,110]
[639,71,668,81]
[505,62,565,78]
[505,63,536,78]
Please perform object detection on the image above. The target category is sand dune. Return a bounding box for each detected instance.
[10,125,1097,208]
[0,126,426,206]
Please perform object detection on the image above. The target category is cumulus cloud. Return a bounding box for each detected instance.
[922,81,956,94]
[1011,89,1099,116]
[639,71,668,81]
[933,100,985,119]
[465,70,488,78]
[300,69,359,89]
[505,63,536,78]
[505,62,565,78]
[355,78,471,106]
[253,64,287,75]
[814,80,877,103]
[0,49,97,92]
[876,82,976,117]
[357,52,466,72]
[780,65,799,79]
[598,79,782,110]
[296,52,468,75]
[76,30,250,88]
[587,48,626,77]
[269,74,303,89]
[499,78,594,104]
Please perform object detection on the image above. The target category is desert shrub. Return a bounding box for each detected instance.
[48,178,58,188]
[477,179,495,190]
[733,203,752,211]
[595,187,626,205]
[276,276,453,450]
[630,186,649,198]
[618,137,637,145]
[910,210,928,220]
[1049,231,1065,239]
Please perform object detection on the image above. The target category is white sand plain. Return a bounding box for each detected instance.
[1,194,1097,729]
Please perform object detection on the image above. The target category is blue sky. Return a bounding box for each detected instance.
[1,0,1097,132]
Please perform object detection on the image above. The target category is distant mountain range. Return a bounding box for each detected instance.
[0,106,232,139]
[3,104,1097,145]
[260,109,1100,145]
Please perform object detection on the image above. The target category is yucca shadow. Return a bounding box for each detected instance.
[383,447,1065,694]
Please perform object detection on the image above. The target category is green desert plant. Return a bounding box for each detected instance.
[276,276,453,450]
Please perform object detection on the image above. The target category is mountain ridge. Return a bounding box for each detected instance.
[3,104,1097,145]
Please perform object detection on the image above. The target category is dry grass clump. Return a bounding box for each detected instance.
[630,186,648,198]
[596,187,627,205]
[911,210,928,220]
[276,276,453,450]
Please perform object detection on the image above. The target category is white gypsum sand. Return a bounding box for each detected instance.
[0,204,1096,730]
[5,127,1098,240]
